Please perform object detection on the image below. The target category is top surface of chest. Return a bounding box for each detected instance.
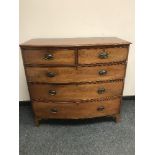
[20,37,131,48]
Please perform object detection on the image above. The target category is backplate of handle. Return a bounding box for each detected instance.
[98,70,107,75]
[48,90,56,96]
[44,53,53,60]
[97,106,105,111]
[47,72,56,77]
[98,52,108,59]
[98,88,105,94]
[50,108,58,113]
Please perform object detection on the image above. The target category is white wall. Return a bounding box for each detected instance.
[19,0,135,101]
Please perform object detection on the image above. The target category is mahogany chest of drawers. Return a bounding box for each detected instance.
[20,37,131,126]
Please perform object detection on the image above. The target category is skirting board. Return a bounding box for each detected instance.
[19,96,135,106]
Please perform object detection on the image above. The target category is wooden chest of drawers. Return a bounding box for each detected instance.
[20,37,131,126]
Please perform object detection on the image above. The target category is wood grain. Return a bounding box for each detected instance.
[29,81,123,101]
[22,49,75,65]
[20,37,131,48]
[26,64,126,83]
[20,37,130,125]
[79,47,128,64]
[32,98,121,119]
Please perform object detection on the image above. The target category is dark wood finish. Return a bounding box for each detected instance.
[29,81,123,101]
[32,98,121,119]
[20,37,130,126]
[26,64,126,83]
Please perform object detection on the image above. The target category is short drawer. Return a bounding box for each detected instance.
[22,49,75,65]
[29,81,123,101]
[26,64,126,83]
[32,98,121,119]
[78,47,128,64]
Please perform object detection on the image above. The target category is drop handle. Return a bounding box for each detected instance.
[99,70,107,75]
[48,90,56,96]
[97,106,105,111]
[98,52,108,59]
[44,53,53,60]
[98,88,105,94]
[47,72,56,77]
[50,108,58,113]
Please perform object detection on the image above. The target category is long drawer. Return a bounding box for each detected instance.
[22,49,75,65]
[79,47,128,64]
[26,64,126,83]
[32,98,121,119]
[29,81,123,101]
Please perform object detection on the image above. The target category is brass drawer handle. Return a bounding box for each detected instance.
[97,106,105,111]
[48,90,56,96]
[50,108,58,113]
[44,53,53,60]
[98,52,108,59]
[47,72,56,77]
[99,70,107,75]
[98,88,105,94]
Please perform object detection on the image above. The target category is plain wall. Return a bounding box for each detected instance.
[19,0,135,101]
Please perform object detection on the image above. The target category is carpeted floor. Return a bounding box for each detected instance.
[19,100,135,155]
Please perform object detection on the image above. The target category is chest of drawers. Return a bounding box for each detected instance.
[20,37,131,126]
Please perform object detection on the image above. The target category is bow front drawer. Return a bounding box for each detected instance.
[29,81,123,101]
[79,47,128,64]
[26,64,126,83]
[22,49,75,65]
[20,37,131,125]
[32,98,121,119]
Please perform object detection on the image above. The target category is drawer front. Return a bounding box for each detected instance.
[22,49,75,65]
[32,98,120,119]
[26,64,126,83]
[79,47,128,64]
[29,81,123,101]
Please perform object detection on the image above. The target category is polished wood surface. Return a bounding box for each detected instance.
[20,37,130,126]
[29,81,123,101]
[20,37,131,48]
[32,98,121,119]
[22,49,75,65]
[79,47,128,64]
[26,64,126,83]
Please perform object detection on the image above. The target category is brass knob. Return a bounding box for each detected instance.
[50,108,58,113]
[48,90,56,96]
[98,52,108,59]
[99,70,107,75]
[98,88,105,94]
[44,53,53,60]
[47,72,56,77]
[97,106,105,111]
